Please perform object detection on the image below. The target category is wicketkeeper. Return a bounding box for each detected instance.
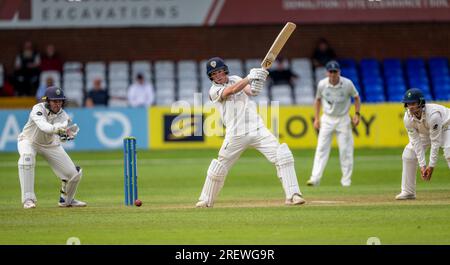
[17,86,86,209]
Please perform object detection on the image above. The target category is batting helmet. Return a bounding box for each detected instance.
[43,86,66,101]
[402,88,425,107]
[206,57,229,80]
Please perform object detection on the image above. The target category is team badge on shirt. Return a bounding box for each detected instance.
[433,124,438,130]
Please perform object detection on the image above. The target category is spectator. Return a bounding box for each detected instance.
[85,78,109,107]
[127,73,155,107]
[40,44,63,73]
[312,38,337,68]
[13,41,41,96]
[268,57,298,88]
[36,76,55,102]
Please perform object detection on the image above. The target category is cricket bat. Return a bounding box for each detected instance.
[260,22,297,70]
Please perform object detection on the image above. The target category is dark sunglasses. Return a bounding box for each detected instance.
[328,70,338,73]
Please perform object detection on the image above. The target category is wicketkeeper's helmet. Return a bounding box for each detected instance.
[402,88,425,108]
[206,57,229,80]
[43,86,66,101]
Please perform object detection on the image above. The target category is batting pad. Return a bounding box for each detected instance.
[276,144,301,199]
[198,159,228,207]
[18,153,36,203]
[401,147,417,195]
[444,147,450,168]
[64,168,83,205]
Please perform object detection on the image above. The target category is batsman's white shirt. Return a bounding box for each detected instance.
[18,102,70,146]
[316,77,359,117]
[404,103,450,167]
[209,75,265,137]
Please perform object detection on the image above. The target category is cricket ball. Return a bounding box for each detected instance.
[134,199,142,207]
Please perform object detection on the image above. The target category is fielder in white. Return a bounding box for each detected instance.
[307,61,361,187]
[396,88,450,200]
[195,57,305,208]
[18,86,86,209]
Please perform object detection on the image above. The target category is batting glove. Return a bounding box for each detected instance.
[247,68,269,82]
[250,80,265,96]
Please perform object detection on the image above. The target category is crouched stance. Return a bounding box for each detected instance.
[18,86,86,209]
[396,88,450,200]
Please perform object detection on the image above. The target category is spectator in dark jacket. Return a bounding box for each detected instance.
[13,41,41,96]
[312,38,337,68]
[85,77,109,107]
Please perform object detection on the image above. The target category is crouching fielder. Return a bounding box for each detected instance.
[396,88,450,200]
[18,86,86,209]
[195,57,305,208]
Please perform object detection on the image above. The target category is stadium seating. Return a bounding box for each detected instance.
[6,56,445,107]
[339,58,361,96]
[155,78,175,105]
[40,70,61,87]
[85,61,106,91]
[245,58,261,74]
[225,59,244,76]
[131,60,152,82]
[429,57,450,101]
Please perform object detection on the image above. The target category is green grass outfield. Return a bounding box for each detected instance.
[0,148,449,245]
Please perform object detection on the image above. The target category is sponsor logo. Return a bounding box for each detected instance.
[164,114,204,142]
[36,111,43,116]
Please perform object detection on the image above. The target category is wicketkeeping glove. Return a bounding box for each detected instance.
[60,124,80,142]
[53,121,68,136]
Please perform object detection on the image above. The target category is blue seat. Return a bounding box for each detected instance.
[341,68,358,76]
[384,68,403,77]
[435,93,450,101]
[410,83,431,93]
[406,67,427,77]
[338,59,357,69]
[430,67,449,76]
[386,75,405,85]
[434,83,450,94]
[409,77,429,86]
[360,58,379,68]
[362,77,383,86]
[423,93,433,101]
[365,94,386,103]
[361,68,381,77]
[387,84,406,94]
[429,57,448,68]
[387,93,404,102]
[383,58,402,69]
[364,83,384,94]
[406,58,425,69]
[432,76,450,86]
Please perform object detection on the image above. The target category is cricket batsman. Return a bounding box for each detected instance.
[17,86,86,209]
[396,88,450,200]
[195,57,305,208]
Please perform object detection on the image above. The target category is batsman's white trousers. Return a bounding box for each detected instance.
[310,114,354,186]
[218,127,280,169]
[17,139,78,203]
